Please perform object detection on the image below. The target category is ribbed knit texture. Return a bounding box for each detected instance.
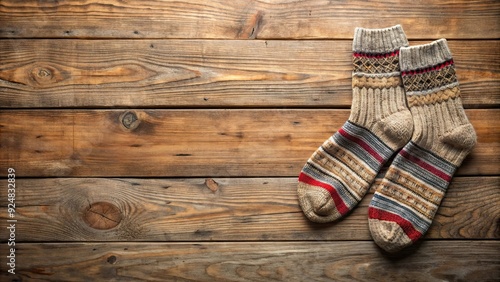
[297,25,413,223]
[368,39,477,252]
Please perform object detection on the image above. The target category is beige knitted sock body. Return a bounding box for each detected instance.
[368,39,477,252]
[298,25,413,223]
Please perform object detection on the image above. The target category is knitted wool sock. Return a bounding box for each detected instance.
[368,39,477,252]
[297,25,413,223]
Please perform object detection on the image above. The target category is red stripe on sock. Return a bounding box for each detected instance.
[401,59,454,76]
[353,50,399,58]
[368,207,422,242]
[338,127,384,163]
[399,149,452,182]
[298,172,350,215]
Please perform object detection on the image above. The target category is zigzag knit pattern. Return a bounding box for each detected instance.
[297,25,412,223]
[368,39,476,252]
[352,74,402,89]
[407,86,460,107]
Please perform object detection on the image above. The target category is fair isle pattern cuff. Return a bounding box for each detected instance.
[400,39,461,106]
[352,25,408,75]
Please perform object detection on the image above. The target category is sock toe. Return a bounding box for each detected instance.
[297,184,341,223]
[368,218,413,253]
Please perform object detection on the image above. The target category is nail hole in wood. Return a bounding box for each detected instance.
[107,255,117,264]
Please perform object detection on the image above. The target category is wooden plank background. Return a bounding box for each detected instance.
[1,177,497,242]
[3,242,499,281]
[1,0,499,39]
[0,1,499,281]
[0,40,498,108]
[0,109,498,177]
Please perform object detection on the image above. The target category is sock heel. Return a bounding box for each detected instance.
[441,123,477,150]
[375,110,413,149]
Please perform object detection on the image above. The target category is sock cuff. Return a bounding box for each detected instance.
[353,25,409,54]
[399,39,453,71]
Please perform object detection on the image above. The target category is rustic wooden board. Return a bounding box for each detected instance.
[1,241,498,281]
[0,177,496,242]
[0,40,497,108]
[1,0,498,39]
[0,0,497,280]
[0,109,498,177]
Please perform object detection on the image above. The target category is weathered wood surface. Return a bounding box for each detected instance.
[0,109,498,177]
[1,241,498,281]
[1,0,499,39]
[1,0,498,280]
[0,177,496,242]
[0,40,497,108]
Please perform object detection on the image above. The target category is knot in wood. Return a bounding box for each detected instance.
[38,68,51,77]
[30,66,56,85]
[83,202,122,230]
[120,111,140,130]
[205,178,219,192]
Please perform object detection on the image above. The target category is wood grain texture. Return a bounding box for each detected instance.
[1,242,498,281]
[0,0,499,39]
[0,177,496,242]
[0,0,498,280]
[0,109,498,177]
[0,40,497,108]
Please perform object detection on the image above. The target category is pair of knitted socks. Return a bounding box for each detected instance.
[297,25,476,253]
